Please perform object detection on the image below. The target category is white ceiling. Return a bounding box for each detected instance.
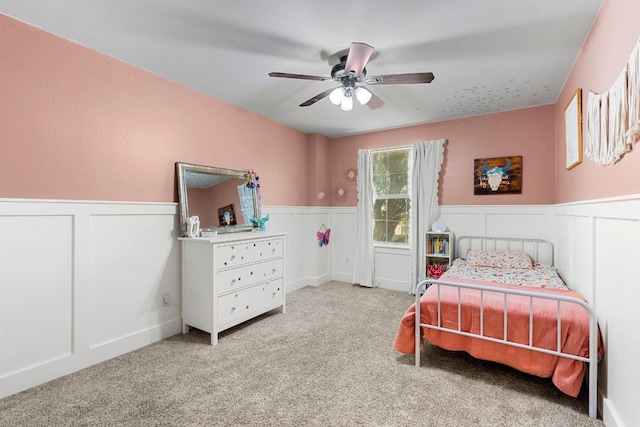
[0,0,602,138]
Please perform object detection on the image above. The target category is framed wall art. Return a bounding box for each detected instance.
[474,156,522,195]
[217,204,237,226]
[565,88,583,170]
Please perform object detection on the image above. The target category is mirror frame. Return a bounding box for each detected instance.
[176,162,258,236]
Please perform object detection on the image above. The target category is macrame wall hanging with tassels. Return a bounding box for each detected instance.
[585,38,640,166]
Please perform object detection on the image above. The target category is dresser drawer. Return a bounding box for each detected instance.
[256,238,283,260]
[217,278,284,327]
[216,258,283,294]
[217,237,283,269]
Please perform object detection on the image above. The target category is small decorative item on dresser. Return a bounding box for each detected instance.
[250,214,270,231]
[245,169,262,218]
[427,263,447,279]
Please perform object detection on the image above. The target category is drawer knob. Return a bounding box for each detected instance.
[231,278,236,283]
[272,248,276,253]
[245,305,250,309]
[272,268,276,273]
[230,255,236,261]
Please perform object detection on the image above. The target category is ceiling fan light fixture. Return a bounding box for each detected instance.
[269,42,433,110]
[340,92,353,111]
[329,87,345,105]
[355,87,372,105]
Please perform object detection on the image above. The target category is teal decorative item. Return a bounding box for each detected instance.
[250,215,269,231]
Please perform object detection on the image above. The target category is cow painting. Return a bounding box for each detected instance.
[474,156,522,195]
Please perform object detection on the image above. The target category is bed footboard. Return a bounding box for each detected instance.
[414,279,599,419]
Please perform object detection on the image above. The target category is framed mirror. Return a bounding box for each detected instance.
[176,162,258,236]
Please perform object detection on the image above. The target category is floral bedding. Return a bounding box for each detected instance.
[466,249,533,269]
[442,258,569,290]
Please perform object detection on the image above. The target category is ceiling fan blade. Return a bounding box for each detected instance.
[269,72,330,81]
[366,92,385,110]
[365,72,435,85]
[345,42,374,76]
[299,87,336,107]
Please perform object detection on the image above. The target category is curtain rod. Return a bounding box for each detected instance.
[367,144,413,153]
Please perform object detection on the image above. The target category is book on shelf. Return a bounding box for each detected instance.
[428,236,449,255]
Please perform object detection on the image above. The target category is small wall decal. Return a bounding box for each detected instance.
[333,183,348,202]
[474,156,522,195]
[343,167,357,182]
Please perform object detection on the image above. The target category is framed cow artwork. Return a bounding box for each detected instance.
[474,156,522,195]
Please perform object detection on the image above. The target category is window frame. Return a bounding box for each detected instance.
[371,147,413,247]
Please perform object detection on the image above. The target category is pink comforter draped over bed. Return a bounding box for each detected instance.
[394,279,602,397]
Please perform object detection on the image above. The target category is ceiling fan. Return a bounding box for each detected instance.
[269,42,434,111]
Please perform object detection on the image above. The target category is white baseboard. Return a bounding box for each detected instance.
[0,319,181,399]
[602,397,624,427]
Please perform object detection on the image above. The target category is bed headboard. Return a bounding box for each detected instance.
[457,235,554,266]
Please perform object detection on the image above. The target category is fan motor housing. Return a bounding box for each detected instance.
[331,55,366,83]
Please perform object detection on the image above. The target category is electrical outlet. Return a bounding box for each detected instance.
[161,292,171,306]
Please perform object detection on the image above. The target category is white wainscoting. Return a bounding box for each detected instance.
[0,199,182,399]
[3,198,637,427]
[262,206,333,292]
[554,196,640,427]
[325,205,557,293]
[437,204,555,245]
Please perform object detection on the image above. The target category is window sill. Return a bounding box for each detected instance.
[374,243,410,251]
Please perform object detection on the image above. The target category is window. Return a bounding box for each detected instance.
[372,148,411,244]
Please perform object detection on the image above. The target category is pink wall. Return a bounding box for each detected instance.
[554,0,640,203]
[306,133,332,206]
[4,4,638,209]
[0,15,309,206]
[330,105,556,206]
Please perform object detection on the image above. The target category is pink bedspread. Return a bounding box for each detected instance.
[394,279,602,397]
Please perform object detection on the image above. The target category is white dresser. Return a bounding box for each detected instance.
[180,231,286,345]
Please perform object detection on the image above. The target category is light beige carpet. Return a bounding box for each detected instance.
[0,281,603,426]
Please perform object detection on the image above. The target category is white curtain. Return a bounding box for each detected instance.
[409,139,446,291]
[352,149,375,287]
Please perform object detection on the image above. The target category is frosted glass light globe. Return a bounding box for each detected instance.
[329,87,345,105]
[355,87,372,105]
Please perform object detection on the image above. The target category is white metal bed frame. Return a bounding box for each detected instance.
[413,236,599,418]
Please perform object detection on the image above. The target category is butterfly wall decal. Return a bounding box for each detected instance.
[317,224,331,247]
